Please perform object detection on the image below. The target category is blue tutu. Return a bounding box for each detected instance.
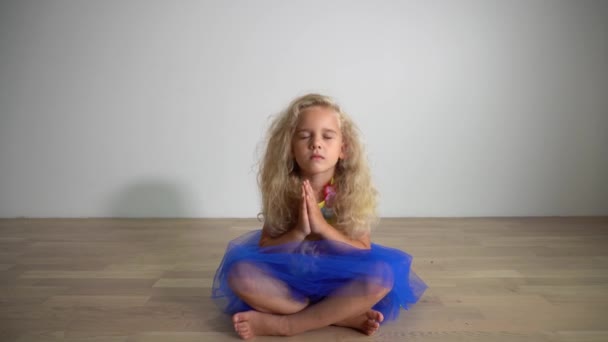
[211,230,427,321]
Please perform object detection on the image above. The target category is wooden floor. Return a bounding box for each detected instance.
[0,217,607,342]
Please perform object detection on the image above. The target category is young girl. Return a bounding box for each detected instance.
[212,93,427,339]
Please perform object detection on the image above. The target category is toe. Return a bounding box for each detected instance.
[236,325,252,339]
[233,313,242,323]
[367,322,380,335]
[236,330,248,340]
[235,322,247,332]
[368,310,384,323]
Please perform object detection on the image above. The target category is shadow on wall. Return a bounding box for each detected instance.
[106,180,192,218]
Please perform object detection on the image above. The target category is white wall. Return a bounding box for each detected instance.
[1,0,607,218]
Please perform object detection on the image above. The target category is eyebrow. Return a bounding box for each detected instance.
[296,128,338,134]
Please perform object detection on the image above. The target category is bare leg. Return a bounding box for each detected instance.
[228,261,309,314]
[232,278,391,339]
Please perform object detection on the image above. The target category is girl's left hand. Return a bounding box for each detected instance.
[303,180,328,235]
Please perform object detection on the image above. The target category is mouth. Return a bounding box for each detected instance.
[310,155,324,160]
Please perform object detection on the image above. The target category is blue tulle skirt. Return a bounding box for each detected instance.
[211,230,427,321]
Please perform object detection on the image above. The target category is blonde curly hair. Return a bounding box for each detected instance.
[258,93,378,238]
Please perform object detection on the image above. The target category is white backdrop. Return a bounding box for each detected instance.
[1,0,607,218]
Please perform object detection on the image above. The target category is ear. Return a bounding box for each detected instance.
[339,142,347,160]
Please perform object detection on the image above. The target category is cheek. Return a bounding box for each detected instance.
[292,142,306,156]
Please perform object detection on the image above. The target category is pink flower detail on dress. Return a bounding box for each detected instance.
[323,182,336,208]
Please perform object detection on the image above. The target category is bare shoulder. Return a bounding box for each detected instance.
[348,229,371,249]
[260,222,273,238]
[259,222,284,244]
[357,232,372,249]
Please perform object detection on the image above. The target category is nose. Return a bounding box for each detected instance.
[310,136,322,150]
[310,136,321,150]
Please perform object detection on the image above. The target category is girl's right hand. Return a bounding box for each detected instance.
[296,183,311,237]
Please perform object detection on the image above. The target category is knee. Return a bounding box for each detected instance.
[364,262,393,300]
[227,261,260,294]
[363,280,391,302]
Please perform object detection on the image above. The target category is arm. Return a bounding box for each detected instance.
[258,223,307,247]
[259,185,312,247]
[316,221,371,249]
[303,180,371,250]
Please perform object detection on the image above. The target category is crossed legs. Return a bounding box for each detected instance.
[227,261,392,339]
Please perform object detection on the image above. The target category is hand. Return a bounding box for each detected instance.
[296,183,311,237]
[303,180,328,235]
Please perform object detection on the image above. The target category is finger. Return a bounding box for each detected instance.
[304,180,311,197]
[302,184,309,206]
[303,183,311,202]
[302,192,309,221]
[301,186,307,213]
[306,189,316,211]
[307,184,314,201]
[307,181,315,200]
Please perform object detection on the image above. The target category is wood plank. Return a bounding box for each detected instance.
[0,217,606,341]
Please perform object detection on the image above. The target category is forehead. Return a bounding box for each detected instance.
[296,106,340,129]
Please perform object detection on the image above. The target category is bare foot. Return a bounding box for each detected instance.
[232,310,289,339]
[334,310,384,335]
